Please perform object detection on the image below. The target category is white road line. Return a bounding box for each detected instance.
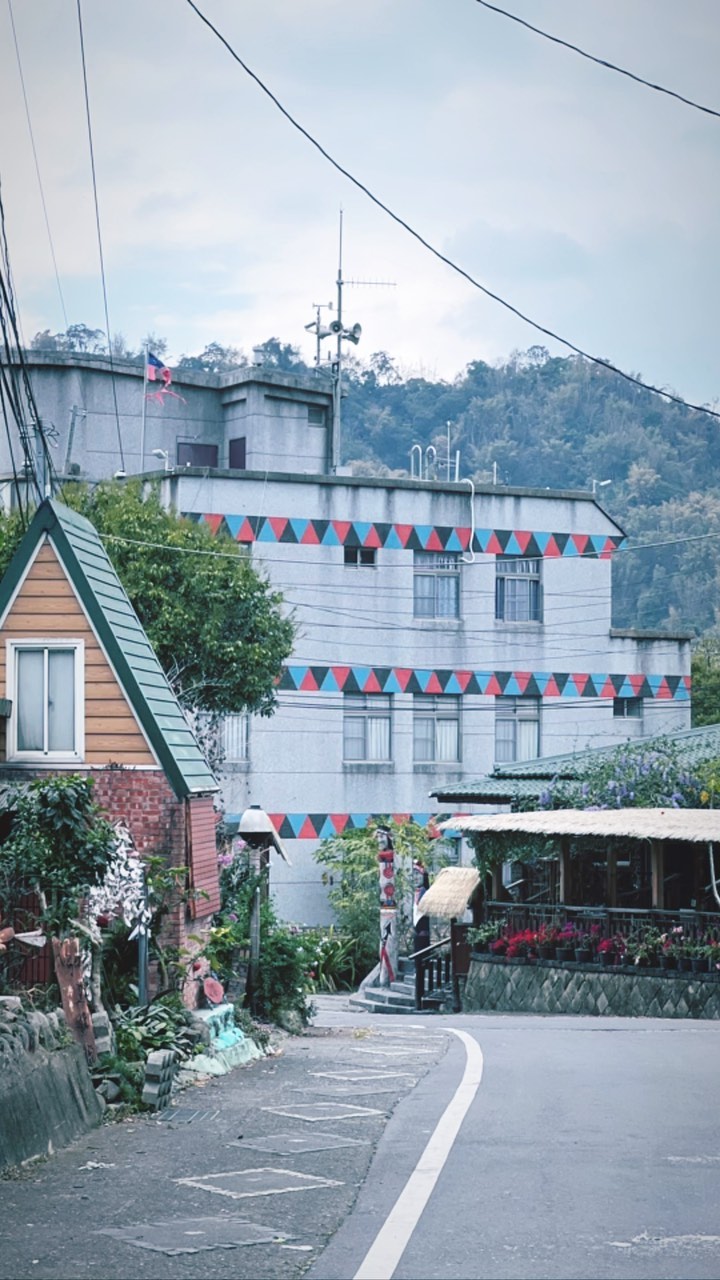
[353,1029,483,1280]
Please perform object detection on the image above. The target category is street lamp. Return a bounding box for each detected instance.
[237,806,290,1012]
[151,448,170,472]
[592,478,612,496]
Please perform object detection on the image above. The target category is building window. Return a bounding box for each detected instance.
[495,557,542,622]
[614,697,643,720]
[228,437,246,470]
[343,694,392,762]
[344,546,376,567]
[223,713,249,761]
[176,441,219,468]
[494,697,540,763]
[307,405,326,428]
[8,641,84,759]
[413,552,460,619]
[413,695,460,762]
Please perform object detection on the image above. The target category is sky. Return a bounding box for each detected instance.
[0,0,718,406]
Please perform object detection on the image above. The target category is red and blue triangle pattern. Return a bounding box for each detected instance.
[184,511,625,559]
[278,666,691,700]
[226,812,456,840]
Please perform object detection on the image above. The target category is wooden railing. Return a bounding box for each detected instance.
[408,921,472,1012]
[482,901,720,945]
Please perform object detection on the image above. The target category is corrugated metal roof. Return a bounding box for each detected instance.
[431,723,720,802]
[0,501,217,798]
[439,807,720,843]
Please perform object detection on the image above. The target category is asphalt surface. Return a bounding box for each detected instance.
[0,999,453,1280]
[2,998,720,1280]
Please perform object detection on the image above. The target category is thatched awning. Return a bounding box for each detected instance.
[438,807,720,844]
[418,867,480,919]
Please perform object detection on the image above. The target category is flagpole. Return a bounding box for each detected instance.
[139,341,148,473]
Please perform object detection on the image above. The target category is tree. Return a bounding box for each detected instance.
[177,342,244,374]
[313,818,437,979]
[0,482,295,720]
[692,635,720,726]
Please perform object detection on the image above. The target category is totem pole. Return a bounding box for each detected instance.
[376,825,398,987]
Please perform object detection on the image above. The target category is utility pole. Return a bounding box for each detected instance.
[304,212,395,473]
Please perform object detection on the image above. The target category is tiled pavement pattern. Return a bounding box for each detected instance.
[0,1021,450,1280]
[464,959,720,1019]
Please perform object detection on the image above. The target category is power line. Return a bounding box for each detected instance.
[75,0,124,471]
[473,0,720,122]
[7,0,69,331]
[184,0,720,423]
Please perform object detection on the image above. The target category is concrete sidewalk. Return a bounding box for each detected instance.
[0,997,451,1280]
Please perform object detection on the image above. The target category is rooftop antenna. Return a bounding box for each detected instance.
[305,210,396,472]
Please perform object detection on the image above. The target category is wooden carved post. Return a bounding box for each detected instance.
[376,826,397,988]
[52,936,97,1065]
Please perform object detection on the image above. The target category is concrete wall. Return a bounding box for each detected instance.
[0,1000,102,1170]
[0,353,332,484]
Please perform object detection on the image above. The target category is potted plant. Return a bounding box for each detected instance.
[468,923,501,955]
[597,936,618,967]
[554,925,577,963]
[574,931,593,964]
[658,932,679,971]
[536,924,559,961]
[704,940,720,976]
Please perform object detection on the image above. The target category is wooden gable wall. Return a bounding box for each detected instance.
[0,540,157,767]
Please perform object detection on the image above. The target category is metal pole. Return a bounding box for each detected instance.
[139,342,148,473]
[332,212,343,472]
[137,869,149,1005]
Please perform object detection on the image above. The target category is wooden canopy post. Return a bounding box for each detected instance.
[650,839,665,910]
[606,843,618,909]
[490,863,504,901]
[558,838,571,904]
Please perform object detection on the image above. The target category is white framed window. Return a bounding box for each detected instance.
[223,713,249,761]
[413,695,460,763]
[495,557,542,622]
[343,694,392,762]
[7,640,84,761]
[613,697,643,720]
[494,696,540,763]
[414,552,460,619]
[344,546,376,567]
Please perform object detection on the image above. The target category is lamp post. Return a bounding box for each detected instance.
[237,805,290,1013]
[152,448,170,472]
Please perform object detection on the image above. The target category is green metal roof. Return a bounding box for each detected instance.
[431,723,720,803]
[0,500,217,799]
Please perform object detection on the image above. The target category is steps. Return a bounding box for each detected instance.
[348,961,450,1016]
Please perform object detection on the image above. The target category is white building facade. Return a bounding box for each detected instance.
[7,354,692,923]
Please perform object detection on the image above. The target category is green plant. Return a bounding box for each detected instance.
[468,922,504,951]
[112,999,198,1063]
[301,926,358,992]
[254,912,314,1027]
[233,1005,272,1053]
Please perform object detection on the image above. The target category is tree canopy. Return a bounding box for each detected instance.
[0,482,295,719]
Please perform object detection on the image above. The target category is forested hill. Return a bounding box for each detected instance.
[340,346,720,640]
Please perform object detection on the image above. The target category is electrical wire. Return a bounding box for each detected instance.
[75,0,125,471]
[184,0,720,423]
[7,0,69,330]
[473,0,720,122]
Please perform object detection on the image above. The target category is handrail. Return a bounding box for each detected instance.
[407,935,451,962]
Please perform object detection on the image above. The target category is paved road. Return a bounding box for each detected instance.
[1,999,719,1280]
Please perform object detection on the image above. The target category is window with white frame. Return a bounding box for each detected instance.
[413,552,460,619]
[223,712,249,761]
[9,641,84,759]
[495,557,542,622]
[413,695,460,763]
[494,696,540,763]
[343,694,392,762]
[613,697,643,720]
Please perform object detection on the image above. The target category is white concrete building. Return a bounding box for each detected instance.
[4,353,692,922]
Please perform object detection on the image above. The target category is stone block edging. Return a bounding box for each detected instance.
[463,957,720,1019]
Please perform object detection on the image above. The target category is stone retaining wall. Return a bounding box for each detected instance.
[0,997,103,1170]
[463,956,720,1019]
